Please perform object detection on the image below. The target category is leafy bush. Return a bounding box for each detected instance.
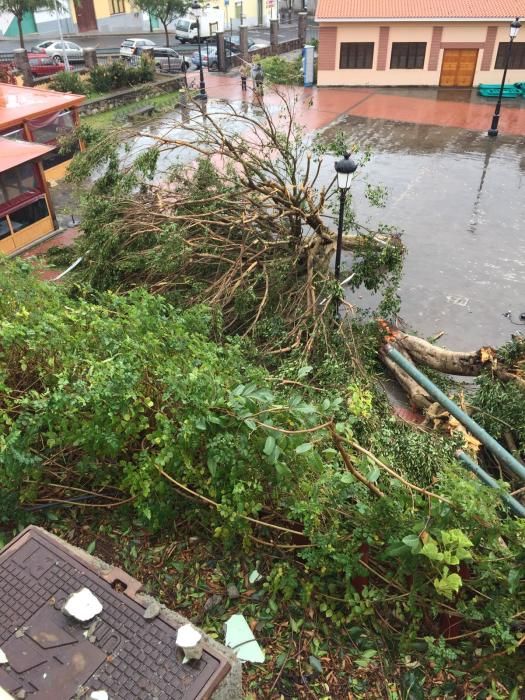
[1,258,524,685]
[49,70,88,95]
[258,55,302,85]
[89,57,155,93]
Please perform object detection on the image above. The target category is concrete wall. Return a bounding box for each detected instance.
[317,21,525,86]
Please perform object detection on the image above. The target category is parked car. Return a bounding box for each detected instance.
[28,52,64,77]
[120,38,156,58]
[135,46,189,72]
[33,40,84,64]
[191,37,267,69]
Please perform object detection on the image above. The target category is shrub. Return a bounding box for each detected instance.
[259,55,302,85]
[89,57,155,93]
[49,70,88,95]
[1,257,524,686]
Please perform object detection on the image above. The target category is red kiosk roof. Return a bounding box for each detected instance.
[0,84,84,131]
[0,137,54,173]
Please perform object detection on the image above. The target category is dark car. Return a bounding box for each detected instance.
[191,36,267,69]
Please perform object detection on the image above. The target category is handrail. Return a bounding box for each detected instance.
[456,450,525,518]
[385,345,525,483]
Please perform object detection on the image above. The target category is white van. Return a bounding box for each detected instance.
[175,7,224,42]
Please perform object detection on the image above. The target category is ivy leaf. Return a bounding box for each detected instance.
[207,455,217,477]
[367,465,380,483]
[297,365,313,379]
[402,534,421,554]
[508,568,521,594]
[295,442,313,454]
[340,472,354,484]
[263,435,276,456]
[420,538,443,562]
[433,572,462,599]
[308,655,323,674]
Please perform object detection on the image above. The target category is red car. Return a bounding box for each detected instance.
[28,52,64,77]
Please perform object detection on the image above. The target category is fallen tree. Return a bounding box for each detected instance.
[61,89,404,354]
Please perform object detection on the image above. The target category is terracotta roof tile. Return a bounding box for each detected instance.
[316,0,523,20]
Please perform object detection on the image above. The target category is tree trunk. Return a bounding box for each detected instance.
[17,15,25,49]
[162,20,170,47]
[394,332,493,376]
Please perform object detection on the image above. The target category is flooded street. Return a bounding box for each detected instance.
[54,86,525,352]
[325,116,525,350]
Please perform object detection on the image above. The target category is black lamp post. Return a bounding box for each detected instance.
[333,153,357,315]
[191,0,208,101]
[488,17,521,137]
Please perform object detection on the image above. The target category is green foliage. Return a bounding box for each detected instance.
[1,258,524,685]
[89,57,155,93]
[49,70,88,95]
[472,338,525,446]
[258,55,303,85]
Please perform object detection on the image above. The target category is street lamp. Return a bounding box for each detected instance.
[333,153,357,316]
[488,17,521,137]
[191,1,207,101]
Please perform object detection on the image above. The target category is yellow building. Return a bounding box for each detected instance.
[67,0,144,33]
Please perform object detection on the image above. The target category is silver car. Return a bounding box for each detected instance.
[34,40,84,64]
[143,47,190,73]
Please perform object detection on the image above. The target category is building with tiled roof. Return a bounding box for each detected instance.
[315,0,525,86]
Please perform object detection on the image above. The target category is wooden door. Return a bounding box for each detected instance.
[74,0,98,33]
[439,49,478,87]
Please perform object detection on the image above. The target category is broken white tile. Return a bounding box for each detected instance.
[90,691,109,700]
[0,648,8,664]
[63,588,103,622]
[224,614,265,663]
[176,624,203,663]
[248,569,262,584]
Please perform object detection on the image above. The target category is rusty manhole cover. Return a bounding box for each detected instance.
[0,527,230,699]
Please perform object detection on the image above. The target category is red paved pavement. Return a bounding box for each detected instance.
[202,72,525,135]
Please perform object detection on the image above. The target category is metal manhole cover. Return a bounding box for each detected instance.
[0,527,230,700]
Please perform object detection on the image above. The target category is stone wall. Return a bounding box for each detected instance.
[79,76,183,116]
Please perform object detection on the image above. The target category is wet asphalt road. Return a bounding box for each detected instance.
[324,115,525,351]
[0,22,311,53]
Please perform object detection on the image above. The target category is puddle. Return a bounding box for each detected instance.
[323,116,525,350]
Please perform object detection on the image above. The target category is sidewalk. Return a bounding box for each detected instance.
[202,72,525,136]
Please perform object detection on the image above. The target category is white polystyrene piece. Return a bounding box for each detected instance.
[63,588,103,622]
[0,648,8,664]
[176,623,203,663]
[90,691,109,700]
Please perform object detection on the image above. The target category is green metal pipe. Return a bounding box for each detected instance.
[456,450,525,518]
[385,345,525,483]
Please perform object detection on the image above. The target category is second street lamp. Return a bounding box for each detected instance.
[334,153,357,316]
[191,1,208,101]
[488,17,521,137]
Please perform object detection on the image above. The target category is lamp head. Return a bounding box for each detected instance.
[510,17,521,38]
[334,153,357,191]
[191,1,202,16]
